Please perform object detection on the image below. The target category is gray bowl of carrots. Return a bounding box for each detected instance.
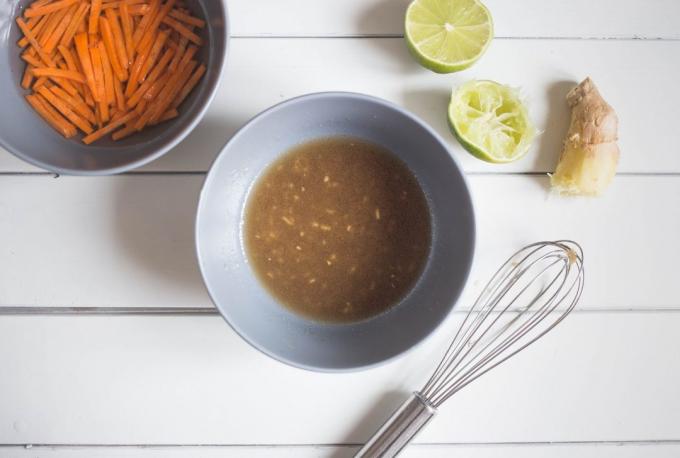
[0,0,228,175]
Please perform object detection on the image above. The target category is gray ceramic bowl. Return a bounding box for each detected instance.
[0,1,228,175]
[196,92,475,371]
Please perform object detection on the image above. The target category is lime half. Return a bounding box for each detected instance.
[448,80,536,163]
[405,0,493,73]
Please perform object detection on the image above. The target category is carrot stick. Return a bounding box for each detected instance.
[127,46,173,107]
[24,0,79,19]
[103,9,129,71]
[59,2,89,48]
[168,35,187,71]
[74,33,98,100]
[162,16,202,45]
[33,75,49,90]
[57,44,78,71]
[82,110,136,144]
[99,40,115,107]
[21,52,43,67]
[16,17,54,67]
[36,7,71,51]
[26,94,77,138]
[142,59,196,128]
[49,85,97,123]
[168,9,205,28]
[119,1,134,64]
[150,108,178,125]
[113,75,126,112]
[137,0,175,53]
[125,34,153,96]
[89,0,102,35]
[138,29,168,83]
[58,44,87,97]
[43,3,78,53]
[129,4,150,15]
[111,124,137,140]
[32,67,86,83]
[18,15,47,48]
[22,66,35,89]
[100,16,127,81]
[132,0,159,48]
[89,40,105,103]
[173,63,204,108]
[37,85,93,134]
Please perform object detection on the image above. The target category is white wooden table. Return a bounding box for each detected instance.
[2,1,680,457]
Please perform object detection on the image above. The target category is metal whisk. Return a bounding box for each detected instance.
[355,240,585,458]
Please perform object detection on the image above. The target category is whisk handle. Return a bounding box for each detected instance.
[354,392,437,458]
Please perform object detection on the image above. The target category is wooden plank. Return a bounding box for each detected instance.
[228,0,680,39]
[1,38,679,174]
[0,312,678,444]
[0,175,678,310]
[2,443,680,457]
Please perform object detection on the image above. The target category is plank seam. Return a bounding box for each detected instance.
[0,172,679,177]
[228,35,680,41]
[3,439,680,447]
[1,307,679,315]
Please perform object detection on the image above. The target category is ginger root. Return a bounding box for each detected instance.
[551,77,619,196]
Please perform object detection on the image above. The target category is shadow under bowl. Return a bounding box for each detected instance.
[0,0,228,175]
[196,92,475,372]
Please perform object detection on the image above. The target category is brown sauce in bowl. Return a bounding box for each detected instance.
[244,137,431,323]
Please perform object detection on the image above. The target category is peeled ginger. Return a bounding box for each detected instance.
[551,77,619,196]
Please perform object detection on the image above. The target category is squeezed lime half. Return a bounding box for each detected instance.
[405,0,494,73]
[448,80,536,163]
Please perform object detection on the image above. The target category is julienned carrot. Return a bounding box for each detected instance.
[127,46,173,107]
[24,0,79,18]
[32,67,86,83]
[19,0,206,143]
[161,16,201,45]
[21,52,43,67]
[22,66,35,89]
[113,75,126,112]
[89,42,105,103]
[74,33,98,101]
[89,0,102,34]
[49,85,97,123]
[33,76,49,90]
[173,63,205,108]
[138,29,168,83]
[57,44,78,72]
[150,108,178,125]
[142,59,196,128]
[38,6,71,47]
[169,9,205,28]
[132,0,159,47]
[18,15,46,48]
[37,85,94,134]
[43,3,78,53]
[99,41,115,107]
[125,33,153,96]
[82,110,136,144]
[59,2,89,48]
[111,124,137,140]
[137,0,175,54]
[119,1,134,65]
[104,9,129,71]
[100,16,127,81]
[16,17,54,67]
[26,94,77,138]
[128,4,150,16]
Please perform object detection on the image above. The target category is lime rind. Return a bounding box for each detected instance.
[448,80,537,163]
[405,0,494,74]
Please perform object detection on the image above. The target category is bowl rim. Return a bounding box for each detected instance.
[0,1,230,176]
[196,91,476,372]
